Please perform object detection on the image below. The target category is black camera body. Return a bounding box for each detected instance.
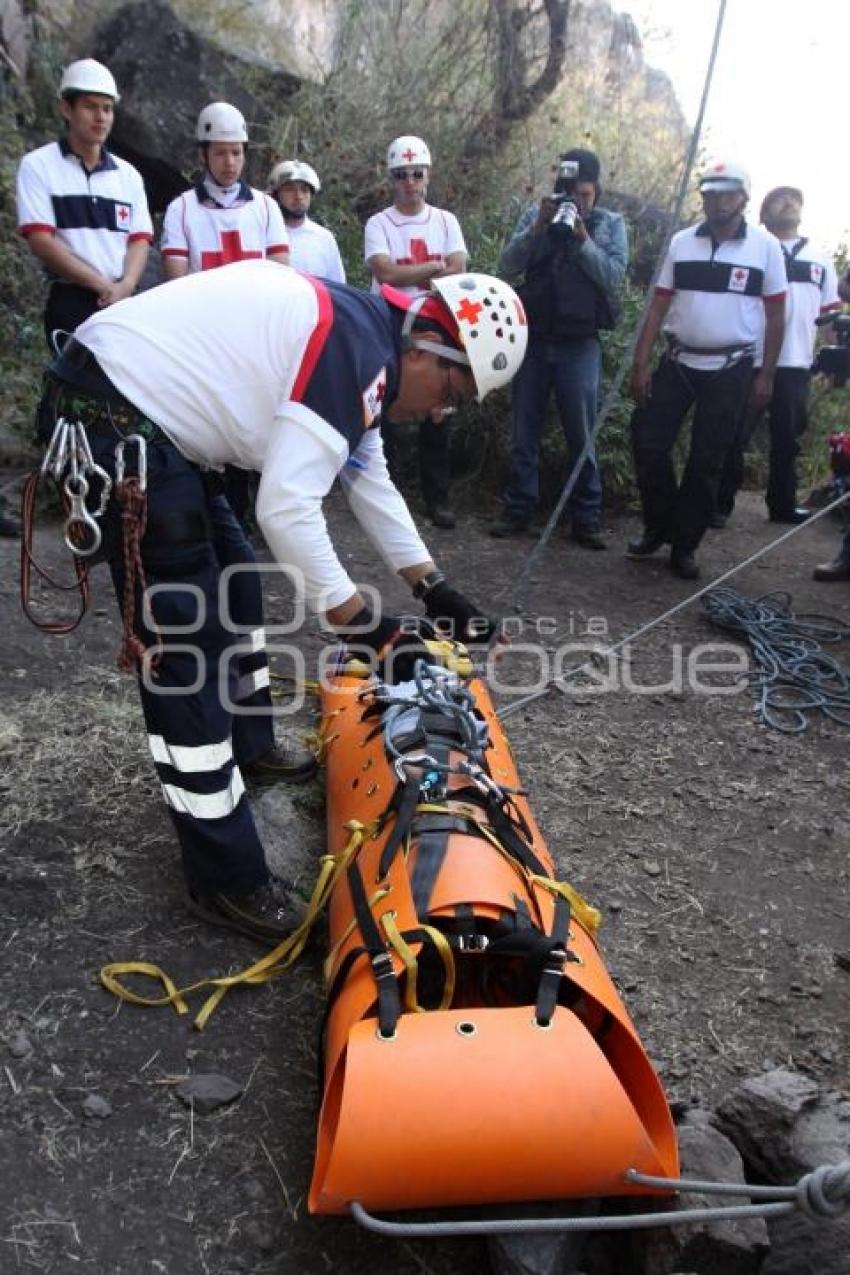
[813,312,850,387]
[550,158,580,236]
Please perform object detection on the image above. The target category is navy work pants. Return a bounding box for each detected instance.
[630,355,755,552]
[717,367,811,519]
[85,429,275,894]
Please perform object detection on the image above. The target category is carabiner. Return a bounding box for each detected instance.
[41,417,71,481]
[114,434,147,491]
[72,422,113,513]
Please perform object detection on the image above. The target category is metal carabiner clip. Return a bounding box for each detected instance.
[114,434,147,492]
[41,417,71,481]
[63,468,102,557]
[72,422,113,514]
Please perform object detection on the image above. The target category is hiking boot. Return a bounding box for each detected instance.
[670,549,699,580]
[572,523,607,551]
[770,507,812,525]
[489,513,530,538]
[187,877,302,943]
[813,557,850,582]
[427,504,456,529]
[708,511,728,529]
[625,530,666,560]
[241,738,317,787]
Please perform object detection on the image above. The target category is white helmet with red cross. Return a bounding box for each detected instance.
[698,159,751,198]
[386,135,431,170]
[401,274,528,401]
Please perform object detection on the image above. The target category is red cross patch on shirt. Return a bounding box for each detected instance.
[728,266,749,293]
[362,367,388,427]
[115,203,131,231]
[201,230,262,270]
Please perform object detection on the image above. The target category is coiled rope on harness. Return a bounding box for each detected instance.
[350,1158,850,1236]
[701,588,850,732]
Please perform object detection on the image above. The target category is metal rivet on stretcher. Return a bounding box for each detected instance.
[455,1021,478,1038]
[531,1016,554,1032]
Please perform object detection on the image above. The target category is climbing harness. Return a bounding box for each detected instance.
[701,588,850,733]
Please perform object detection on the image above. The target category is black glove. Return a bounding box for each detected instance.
[421,580,496,643]
[335,607,433,684]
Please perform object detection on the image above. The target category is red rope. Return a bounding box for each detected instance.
[116,477,161,676]
[19,468,90,634]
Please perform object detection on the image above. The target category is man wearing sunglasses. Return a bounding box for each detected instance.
[364,135,468,530]
[37,261,527,942]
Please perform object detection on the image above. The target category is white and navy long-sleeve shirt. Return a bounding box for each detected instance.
[74,260,429,610]
[16,137,153,281]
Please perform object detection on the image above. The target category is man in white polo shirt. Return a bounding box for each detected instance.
[15,58,152,348]
[716,185,840,526]
[626,160,787,579]
[364,135,467,529]
[161,103,289,279]
[267,159,345,282]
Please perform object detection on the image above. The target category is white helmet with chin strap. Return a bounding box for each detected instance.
[267,159,321,194]
[196,102,248,144]
[59,59,119,101]
[387,135,431,170]
[401,273,528,401]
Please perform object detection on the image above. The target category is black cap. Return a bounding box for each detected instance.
[561,148,600,183]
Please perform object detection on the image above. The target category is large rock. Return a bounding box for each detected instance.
[716,1071,850,1275]
[90,0,302,211]
[629,1111,769,1275]
[715,1069,822,1182]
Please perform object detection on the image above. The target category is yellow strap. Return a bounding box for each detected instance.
[381,913,456,1013]
[99,819,378,1029]
[530,875,603,936]
[381,912,422,1012]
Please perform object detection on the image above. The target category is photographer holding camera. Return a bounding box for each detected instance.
[491,148,628,548]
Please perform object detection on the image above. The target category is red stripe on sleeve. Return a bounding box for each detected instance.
[161,247,190,258]
[267,243,289,256]
[819,302,841,314]
[290,275,334,403]
[128,232,153,244]
[654,286,675,297]
[763,291,787,305]
[19,223,56,237]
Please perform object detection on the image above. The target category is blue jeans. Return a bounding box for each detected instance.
[504,337,603,526]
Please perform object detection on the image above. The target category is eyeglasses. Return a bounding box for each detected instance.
[391,168,426,181]
[435,364,468,420]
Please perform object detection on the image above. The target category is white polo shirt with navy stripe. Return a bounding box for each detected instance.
[656,220,787,371]
[16,137,153,280]
[161,180,289,273]
[364,203,466,295]
[766,237,840,369]
[73,260,429,611]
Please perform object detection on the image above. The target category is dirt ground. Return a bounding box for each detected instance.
[1,482,848,1275]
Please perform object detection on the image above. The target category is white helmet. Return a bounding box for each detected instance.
[267,159,321,194]
[699,159,751,198]
[401,274,528,401]
[59,59,119,101]
[196,102,248,144]
[387,135,431,170]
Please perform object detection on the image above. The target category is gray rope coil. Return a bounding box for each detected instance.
[701,588,850,733]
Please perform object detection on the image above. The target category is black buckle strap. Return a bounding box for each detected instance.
[534,895,571,1027]
[347,861,400,1039]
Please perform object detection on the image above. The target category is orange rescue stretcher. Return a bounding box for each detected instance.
[309,651,679,1220]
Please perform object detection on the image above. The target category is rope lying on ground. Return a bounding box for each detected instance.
[701,588,850,733]
[351,1158,850,1237]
